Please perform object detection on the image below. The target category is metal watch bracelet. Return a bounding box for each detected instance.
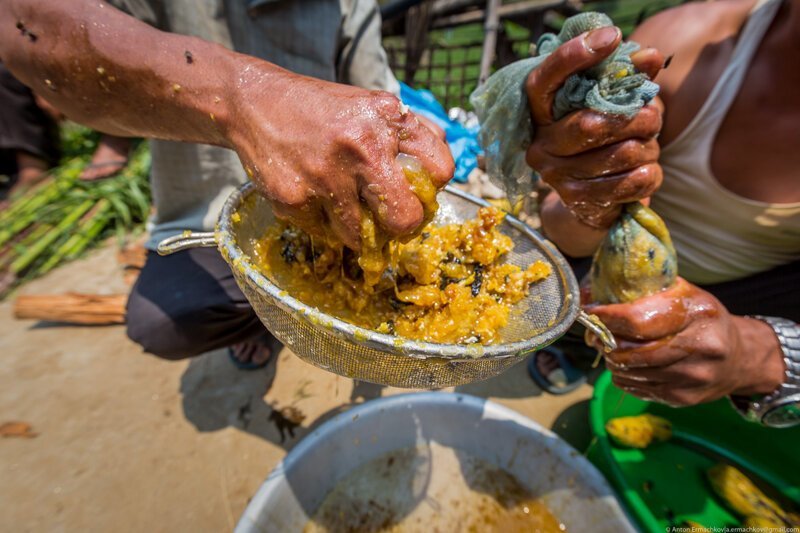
[730,315,800,428]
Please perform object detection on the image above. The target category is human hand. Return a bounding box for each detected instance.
[584,278,786,406]
[525,26,666,229]
[417,114,447,141]
[225,68,454,250]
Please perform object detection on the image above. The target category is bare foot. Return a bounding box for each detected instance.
[528,345,587,394]
[79,135,131,181]
[33,93,65,121]
[1,151,49,209]
[229,339,273,369]
[536,349,562,379]
[16,151,49,186]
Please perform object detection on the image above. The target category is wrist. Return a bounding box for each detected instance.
[539,192,606,257]
[207,51,264,149]
[217,54,299,156]
[731,316,786,396]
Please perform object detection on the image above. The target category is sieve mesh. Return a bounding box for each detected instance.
[215,183,582,389]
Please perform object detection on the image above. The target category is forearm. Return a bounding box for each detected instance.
[0,0,455,249]
[0,0,284,147]
[539,190,607,258]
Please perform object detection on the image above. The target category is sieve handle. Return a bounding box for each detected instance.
[577,310,617,352]
[156,231,217,256]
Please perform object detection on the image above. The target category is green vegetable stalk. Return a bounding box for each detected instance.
[9,199,94,274]
[0,181,66,247]
[0,224,54,270]
[0,176,55,225]
[0,127,151,298]
[38,199,111,274]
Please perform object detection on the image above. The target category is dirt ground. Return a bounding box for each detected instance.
[0,243,595,532]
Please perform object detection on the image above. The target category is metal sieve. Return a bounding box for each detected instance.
[157,183,615,389]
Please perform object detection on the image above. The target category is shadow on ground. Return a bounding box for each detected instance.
[179,348,305,448]
[179,349,390,451]
[454,354,543,399]
[178,347,599,453]
[550,399,594,453]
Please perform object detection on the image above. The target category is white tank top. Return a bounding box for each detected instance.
[651,0,800,284]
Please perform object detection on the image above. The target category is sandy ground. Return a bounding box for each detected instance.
[0,243,595,532]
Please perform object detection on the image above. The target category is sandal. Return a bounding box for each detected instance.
[227,333,282,371]
[79,160,129,181]
[79,135,132,181]
[528,344,588,395]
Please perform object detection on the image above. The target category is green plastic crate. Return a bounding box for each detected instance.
[589,371,800,532]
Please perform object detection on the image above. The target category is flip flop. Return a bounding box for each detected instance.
[527,344,588,395]
[79,160,129,180]
[227,333,282,371]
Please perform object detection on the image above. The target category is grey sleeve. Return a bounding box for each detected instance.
[102,0,168,30]
[337,0,400,96]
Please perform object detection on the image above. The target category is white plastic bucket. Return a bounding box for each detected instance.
[236,392,635,532]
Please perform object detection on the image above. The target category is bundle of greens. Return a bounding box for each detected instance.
[0,125,151,298]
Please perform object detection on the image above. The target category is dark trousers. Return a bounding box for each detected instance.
[0,62,60,181]
[126,248,266,360]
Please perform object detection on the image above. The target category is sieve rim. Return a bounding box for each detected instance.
[217,182,581,362]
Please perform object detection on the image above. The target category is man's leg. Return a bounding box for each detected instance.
[126,247,272,361]
[0,61,60,204]
[79,134,132,181]
[15,150,48,184]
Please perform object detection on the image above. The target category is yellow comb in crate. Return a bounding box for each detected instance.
[605,413,672,449]
[707,463,791,524]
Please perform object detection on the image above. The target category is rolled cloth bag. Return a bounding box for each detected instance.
[471,12,677,304]
[590,202,677,304]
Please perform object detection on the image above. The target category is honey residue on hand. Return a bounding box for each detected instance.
[253,205,551,345]
[357,154,440,289]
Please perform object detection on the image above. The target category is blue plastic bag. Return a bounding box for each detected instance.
[399,82,481,183]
